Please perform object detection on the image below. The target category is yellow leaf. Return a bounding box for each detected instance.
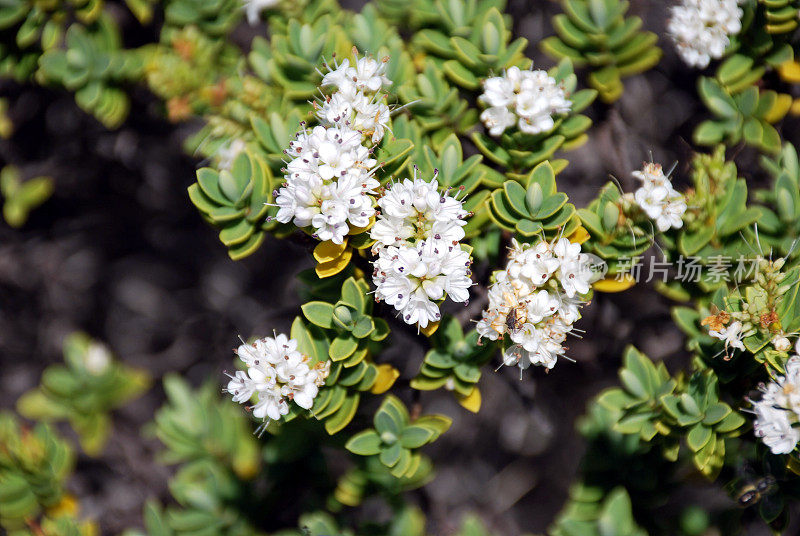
[315,247,353,278]
[456,387,481,413]
[765,93,793,123]
[778,61,800,84]
[370,364,400,394]
[593,274,636,292]
[47,493,79,518]
[791,99,800,116]
[787,456,800,476]
[313,239,349,263]
[347,215,375,235]
[419,321,439,336]
[568,225,590,245]
[334,487,361,507]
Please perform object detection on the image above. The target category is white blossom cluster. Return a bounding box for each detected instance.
[478,66,572,137]
[370,170,473,329]
[318,53,392,145]
[274,54,393,244]
[751,350,800,455]
[668,0,743,68]
[225,334,330,427]
[476,238,602,374]
[632,162,687,232]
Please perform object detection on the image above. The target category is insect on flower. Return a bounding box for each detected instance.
[502,290,528,336]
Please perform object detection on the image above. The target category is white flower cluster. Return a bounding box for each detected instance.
[476,238,601,374]
[226,334,330,426]
[318,53,392,145]
[317,91,390,145]
[275,126,378,243]
[751,351,800,455]
[370,171,473,329]
[632,162,687,232]
[668,0,743,68]
[274,54,393,244]
[478,66,572,137]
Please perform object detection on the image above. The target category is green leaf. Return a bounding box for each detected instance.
[413,414,452,438]
[329,335,358,361]
[620,369,647,399]
[425,349,456,368]
[301,301,335,329]
[379,442,403,467]
[390,447,413,477]
[698,77,738,118]
[502,180,529,217]
[324,393,360,434]
[370,318,390,341]
[345,429,382,455]
[687,423,712,452]
[717,55,753,86]
[678,225,715,256]
[375,409,401,436]
[73,412,111,455]
[389,507,427,536]
[341,277,366,312]
[291,317,329,364]
[515,219,543,237]
[16,390,68,421]
[693,121,727,146]
[702,403,731,425]
[714,410,745,433]
[399,425,435,449]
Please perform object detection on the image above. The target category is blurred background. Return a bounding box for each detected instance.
[2,0,799,534]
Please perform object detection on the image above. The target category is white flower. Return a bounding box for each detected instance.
[632,162,687,232]
[772,334,792,353]
[708,320,745,352]
[554,237,595,298]
[370,169,469,251]
[225,334,330,426]
[252,389,289,421]
[632,162,671,189]
[668,0,742,68]
[275,125,378,244]
[479,66,572,137]
[84,342,112,375]
[321,54,391,97]
[527,289,559,323]
[317,91,391,145]
[557,294,583,324]
[511,240,560,288]
[752,357,800,454]
[373,239,472,329]
[242,0,280,25]
[754,405,799,455]
[480,107,516,136]
[226,370,258,404]
[477,237,603,373]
